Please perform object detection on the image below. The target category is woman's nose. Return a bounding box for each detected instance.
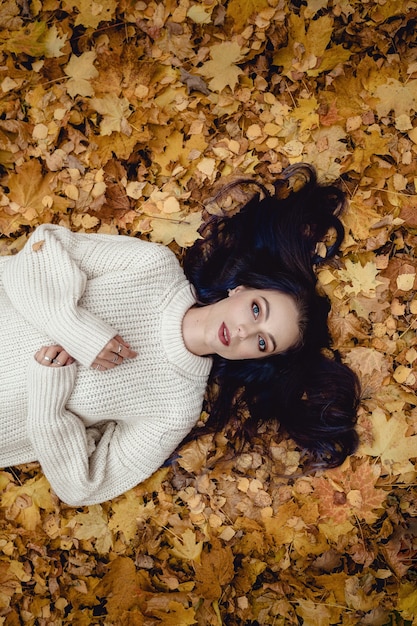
[237,325,249,339]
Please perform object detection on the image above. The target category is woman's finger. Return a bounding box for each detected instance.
[35,345,75,367]
[91,357,116,372]
[96,335,138,365]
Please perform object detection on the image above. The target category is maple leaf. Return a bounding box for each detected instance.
[313,462,386,524]
[108,490,146,542]
[6,159,69,226]
[0,475,54,531]
[273,13,351,78]
[198,41,246,92]
[0,0,23,30]
[90,93,132,135]
[169,528,204,563]
[296,599,332,626]
[95,557,145,617]
[64,51,99,98]
[63,0,117,29]
[187,4,212,24]
[349,130,391,173]
[341,193,389,243]
[359,408,417,473]
[373,78,417,118]
[43,24,68,58]
[226,0,269,31]
[152,601,197,625]
[177,434,214,473]
[328,309,369,348]
[194,539,235,599]
[2,20,47,56]
[335,259,384,298]
[149,210,203,248]
[69,505,113,554]
[344,346,390,383]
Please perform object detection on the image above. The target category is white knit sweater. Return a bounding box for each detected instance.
[0,224,212,506]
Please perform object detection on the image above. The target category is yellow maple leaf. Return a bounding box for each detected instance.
[226,0,269,31]
[149,210,203,248]
[63,0,117,29]
[64,50,99,98]
[373,78,417,118]
[0,475,54,531]
[187,5,212,24]
[398,584,417,621]
[170,528,204,563]
[296,599,332,626]
[359,408,417,472]
[273,13,351,78]
[335,259,384,298]
[108,490,147,542]
[342,193,388,242]
[199,41,246,92]
[349,130,390,174]
[43,24,68,58]
[7,159,69,224]
[70,504,113,554]
[152,601,197,625]
[90,93,132,136]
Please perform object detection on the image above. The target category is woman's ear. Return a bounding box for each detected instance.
[228,285,245,297]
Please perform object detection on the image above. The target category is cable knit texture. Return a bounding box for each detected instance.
[0,224,212,506]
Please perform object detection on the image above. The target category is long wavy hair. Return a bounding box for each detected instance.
[183,163,360,469]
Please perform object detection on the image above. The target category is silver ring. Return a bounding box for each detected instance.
[44,356,53,362]
[117,344,123,354]
[95,364,101,370]
[53,359,62,366]
[111,354,119,363]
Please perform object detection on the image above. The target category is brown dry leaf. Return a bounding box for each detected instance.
[194,539,235,600]
[7,160,69,227]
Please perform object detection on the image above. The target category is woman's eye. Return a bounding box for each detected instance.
[252,302,260,318]
[258,336,266,352]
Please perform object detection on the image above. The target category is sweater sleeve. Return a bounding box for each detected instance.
[2,224,117,366]
[26,360,158,506]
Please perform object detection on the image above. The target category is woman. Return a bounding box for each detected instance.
[0,164,359,506]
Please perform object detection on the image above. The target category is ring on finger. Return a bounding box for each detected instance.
[53,359,62,366]
[44,356,53,362]
[111,354,119,363]
[117,343,123,354]
[95,364,101,371]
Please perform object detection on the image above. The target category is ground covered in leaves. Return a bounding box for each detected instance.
[0,0,416,624]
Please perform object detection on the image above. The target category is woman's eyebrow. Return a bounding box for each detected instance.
[260,296,277,352]
[261,296,270,320]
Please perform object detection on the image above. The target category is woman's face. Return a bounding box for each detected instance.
[201,286,301,360]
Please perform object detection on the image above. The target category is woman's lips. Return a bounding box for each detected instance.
[219,322,230,346]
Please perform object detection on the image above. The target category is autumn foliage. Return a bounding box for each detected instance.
[0,0,416,624]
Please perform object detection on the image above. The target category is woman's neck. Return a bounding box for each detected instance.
[182,305,210,357]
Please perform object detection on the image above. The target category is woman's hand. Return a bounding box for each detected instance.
[91,335,137,371]
[35,345,75,367]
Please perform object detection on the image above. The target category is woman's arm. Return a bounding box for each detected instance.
[26,357,160,506]
[2,224,119,366]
